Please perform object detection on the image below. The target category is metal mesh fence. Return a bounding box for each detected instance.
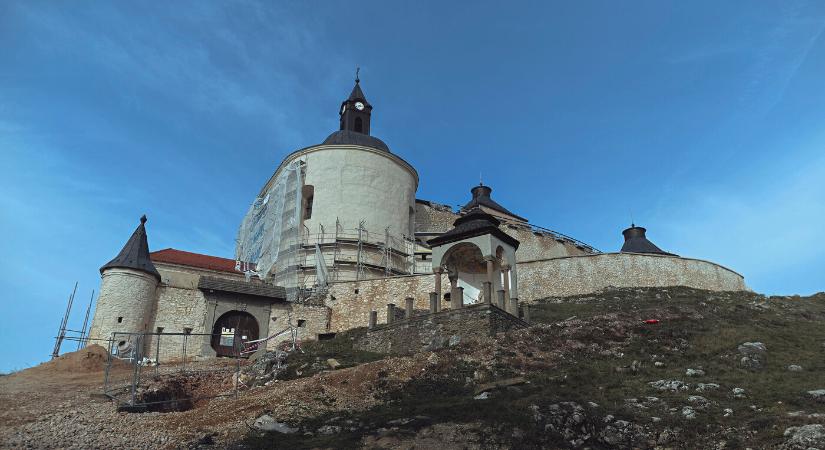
[103,332,241,412]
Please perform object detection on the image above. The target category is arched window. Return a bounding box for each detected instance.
[302,185,314,220]
[354,117,363,133]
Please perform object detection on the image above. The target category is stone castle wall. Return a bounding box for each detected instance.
[325,273,451,332]
[325,253,747,332]
[517,253,747,299]
[355,303,526,355]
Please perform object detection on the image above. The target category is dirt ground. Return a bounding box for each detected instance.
[3,287,825,449]
[0,344,432,449]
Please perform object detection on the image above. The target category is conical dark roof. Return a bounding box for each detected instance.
[100,215,161,281]
[428,207,520,249]
[620,225,677,256]
[348,80,367,102]
[461,184,527,222]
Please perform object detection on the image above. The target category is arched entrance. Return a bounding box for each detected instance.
[210,311,259,357]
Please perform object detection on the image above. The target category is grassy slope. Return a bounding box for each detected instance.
[236,287,825,449]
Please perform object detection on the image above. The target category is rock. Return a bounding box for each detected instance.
[787,364,803,372]
[654,361,665,368]
[317,425,341,435]
[426,352,439,365]
[806,389,825,403]
[738,342,767,370]
[448,335,461,346]
[649,380,689,391]
[723,408,733,417]
[252,415,298,434]
[732,387,746,399]
[474,392,490,400]
[685,368,705,377]
[326,358,341,370]
[681,406,696,419]
[696,383,720,392]
[783,424,825,449]
[688,395,710,409]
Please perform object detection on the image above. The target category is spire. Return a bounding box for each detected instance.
[339,74,372,134]
[100,215,161,281]
[348,79,367,102]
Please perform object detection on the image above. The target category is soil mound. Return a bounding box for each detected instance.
[28,345,126,374]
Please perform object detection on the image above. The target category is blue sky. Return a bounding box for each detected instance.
[1,1,824,372]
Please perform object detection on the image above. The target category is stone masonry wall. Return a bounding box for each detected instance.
[325,273,451,333]
[355,303,526,355]
[327,253,747,332]
[87,268,158,347]
[517,253,747,300]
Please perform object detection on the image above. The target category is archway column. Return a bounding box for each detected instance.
[433,267,443,311]
[484,257,495,304]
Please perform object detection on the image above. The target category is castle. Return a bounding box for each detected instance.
[87,78,747,358]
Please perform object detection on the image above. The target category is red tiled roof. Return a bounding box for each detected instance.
[150,248,252,274]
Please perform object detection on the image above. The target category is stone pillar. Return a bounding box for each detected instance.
[405,297,414,319]
[368,311,377,329]
[482,282,492,304]
[449,277,459,310]
[387,304,395,324]
[485,257,495,287]
[457,287,465,308]
[509,298,519,317]
[497,289,506,309]
[433,268,443,311]
[502,265,511,304]
[429,292,438,313]
[522,304,530,323]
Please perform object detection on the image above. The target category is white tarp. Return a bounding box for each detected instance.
[235,161,303,299]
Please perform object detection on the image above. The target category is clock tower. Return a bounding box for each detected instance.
[339,75,372,135]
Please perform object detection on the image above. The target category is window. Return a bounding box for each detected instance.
[297,319,306,328]
[444,293,451,302]
[302,185,314,220]
[117,317,123,323]
[183,327,192,335]
[354,288,359,294]
[156,327,164,334]
[354,117,363,133]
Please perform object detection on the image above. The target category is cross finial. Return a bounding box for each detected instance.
[355,67,360,83]
[140,214,147,224]
[479,172,483,186]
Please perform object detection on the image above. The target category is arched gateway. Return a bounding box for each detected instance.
[210,310,259,357]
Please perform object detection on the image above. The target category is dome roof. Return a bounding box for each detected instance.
[322,130,391,153]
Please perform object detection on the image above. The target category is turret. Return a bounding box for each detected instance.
[87,215,160,350]
[620,224,677,256]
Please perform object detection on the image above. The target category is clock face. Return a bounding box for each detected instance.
[354,101,365,111]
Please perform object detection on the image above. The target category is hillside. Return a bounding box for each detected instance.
[2,287,824,449]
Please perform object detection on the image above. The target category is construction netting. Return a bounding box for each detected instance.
[235,161,303,300]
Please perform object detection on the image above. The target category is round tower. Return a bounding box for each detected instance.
[237,77,418,290]
[87,215,161,349]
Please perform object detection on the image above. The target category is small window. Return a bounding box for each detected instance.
[156,327,164,334]
[444,293,451,302]
[297,319,306,328]
[183,327,192,335]
[117,317,123,323]
[354,288,359,294]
